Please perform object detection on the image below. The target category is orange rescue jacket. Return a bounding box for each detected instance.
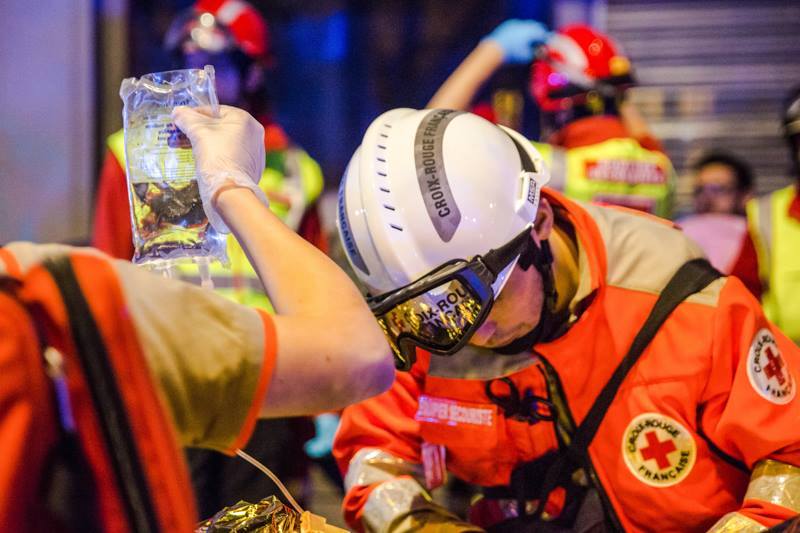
[334,190,800,532]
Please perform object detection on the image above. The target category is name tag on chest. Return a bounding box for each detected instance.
[415,395,499,447]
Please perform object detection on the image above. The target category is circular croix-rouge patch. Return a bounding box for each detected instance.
[622,413,696,487]
[747,328,795,405]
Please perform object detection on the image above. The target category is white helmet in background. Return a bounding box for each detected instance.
[337,108,550,296]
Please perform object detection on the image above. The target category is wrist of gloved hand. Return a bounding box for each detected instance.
[483,19,550,64]
[201,170,270,234]
[171,105,269,233]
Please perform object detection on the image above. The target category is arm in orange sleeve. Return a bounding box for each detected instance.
[333,367,426,529]
[698,276,800,530]
[333,361,484,532]
[91,149,135,260]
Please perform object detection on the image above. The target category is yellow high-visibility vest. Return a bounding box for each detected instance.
[746,184,800,343]
[108,128,324,309]
[532,137,675,219]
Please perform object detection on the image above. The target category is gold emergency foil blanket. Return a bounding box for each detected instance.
[706,512,765,533]
[196,496,300,532]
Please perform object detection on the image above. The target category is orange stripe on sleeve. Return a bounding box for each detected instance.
[738,498,798,529]
[227,308,278,453]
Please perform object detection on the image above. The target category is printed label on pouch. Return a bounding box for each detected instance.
[622,413,696,487]
[585,159,666,184]
[747,328,795,404]
[416,395,495,428]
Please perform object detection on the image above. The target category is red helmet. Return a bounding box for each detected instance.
[165,0,270,64]
[530,24,633,112]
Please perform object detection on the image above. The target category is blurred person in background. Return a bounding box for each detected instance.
[429,20,676,219]
[691,150,754,216]
[91,0,326,518]
[678,150,754,273]
[732,86,800,345]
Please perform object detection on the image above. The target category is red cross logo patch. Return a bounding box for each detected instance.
[622,413,696,487]
[747,328,795,405]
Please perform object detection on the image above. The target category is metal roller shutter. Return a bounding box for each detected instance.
[607,0,800,212]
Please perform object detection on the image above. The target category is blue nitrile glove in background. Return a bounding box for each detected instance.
[483,19,552,64]
[304,413,340,459]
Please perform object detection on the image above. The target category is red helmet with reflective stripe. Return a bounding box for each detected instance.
[166,0,270,63]
[531,24,633,111]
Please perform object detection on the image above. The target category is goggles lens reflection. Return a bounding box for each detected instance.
[376,275,488,368]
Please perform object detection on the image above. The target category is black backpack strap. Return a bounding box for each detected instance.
[569,258,720,455]
[43,256,160,533]
[533,258,721,522]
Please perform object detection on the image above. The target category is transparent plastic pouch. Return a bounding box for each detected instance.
[119,66,227,268]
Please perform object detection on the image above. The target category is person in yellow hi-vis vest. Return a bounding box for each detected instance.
[91,0,326,519]
[429,20,675,218]
[732,86,800,344]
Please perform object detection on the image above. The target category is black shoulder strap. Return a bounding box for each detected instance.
[43,256,160,533]
[569,258,721,455]
[534,258,721,522]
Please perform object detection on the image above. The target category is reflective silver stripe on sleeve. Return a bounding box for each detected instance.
[548,147,568,192]
[176,273,263,292]
[706,511,766,532]
[344,448,422,491]
[363,477,429,533]
[756,194,773,275]
[744,459,800,513]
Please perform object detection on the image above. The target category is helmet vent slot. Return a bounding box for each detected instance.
[373,120,401,232]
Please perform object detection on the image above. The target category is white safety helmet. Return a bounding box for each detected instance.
[337,108,550,296]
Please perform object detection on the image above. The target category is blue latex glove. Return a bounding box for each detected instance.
[484,19,551,64]
[304,413,340,459]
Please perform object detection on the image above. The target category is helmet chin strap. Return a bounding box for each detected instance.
[491,237,562,355]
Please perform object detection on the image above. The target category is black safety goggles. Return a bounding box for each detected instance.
[368,227,534,370]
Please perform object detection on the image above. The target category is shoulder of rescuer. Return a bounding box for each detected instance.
[0,239,393,530]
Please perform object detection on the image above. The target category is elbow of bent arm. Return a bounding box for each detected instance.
[362,326,395,391]
[334,319,396,402]
[338,339,395,405]
[361,345,396,399]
